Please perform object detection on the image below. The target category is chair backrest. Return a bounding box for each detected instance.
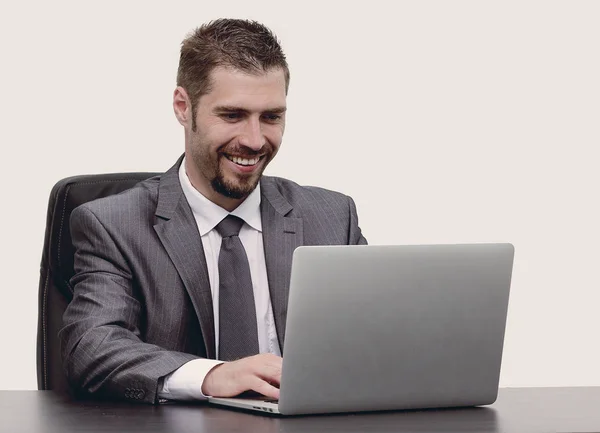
[37,172,160,392]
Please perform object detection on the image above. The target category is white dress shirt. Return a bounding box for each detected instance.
[158,159,281,401]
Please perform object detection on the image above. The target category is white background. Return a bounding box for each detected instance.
[0,1,598,390]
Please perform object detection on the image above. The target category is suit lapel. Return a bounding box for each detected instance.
[151,164,301,358]
[153,157,216,359]
[260,177,303,351]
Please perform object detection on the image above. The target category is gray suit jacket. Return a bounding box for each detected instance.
[60,157,367,403]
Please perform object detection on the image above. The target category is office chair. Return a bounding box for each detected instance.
[37,172,160,393]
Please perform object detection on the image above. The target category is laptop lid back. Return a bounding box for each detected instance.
[278,244,514,415]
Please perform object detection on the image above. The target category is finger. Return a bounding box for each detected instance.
[250,377,281,399]
[255,362,283,386]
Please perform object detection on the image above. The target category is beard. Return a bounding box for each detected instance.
[210,163,260,199]
[191,144,272,200]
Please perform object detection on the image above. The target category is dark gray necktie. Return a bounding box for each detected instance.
[216,215,259,361]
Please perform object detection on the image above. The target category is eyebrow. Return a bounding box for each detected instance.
[213,105,287,114]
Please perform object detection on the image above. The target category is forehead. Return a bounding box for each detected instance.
[199,66,287,110]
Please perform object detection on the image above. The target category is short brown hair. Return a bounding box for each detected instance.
[177,19,290,130]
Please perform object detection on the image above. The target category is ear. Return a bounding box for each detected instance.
[173,86,191,127]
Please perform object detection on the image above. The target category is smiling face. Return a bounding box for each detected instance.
[174,66,287,210]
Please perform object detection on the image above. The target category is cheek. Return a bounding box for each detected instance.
[193,128,229,155]
[265,127,284,148]
[207,124,240,149]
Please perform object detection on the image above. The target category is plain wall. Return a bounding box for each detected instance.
[0,0,598,390]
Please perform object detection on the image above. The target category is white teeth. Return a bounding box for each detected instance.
[227,155,259,166]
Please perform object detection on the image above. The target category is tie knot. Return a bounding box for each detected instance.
[216,215,245,238]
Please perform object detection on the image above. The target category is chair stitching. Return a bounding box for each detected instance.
[62,178,153,187]
[57,185,71,269]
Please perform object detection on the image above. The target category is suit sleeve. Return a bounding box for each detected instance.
[348,196,368,245]
[59,205,198,404]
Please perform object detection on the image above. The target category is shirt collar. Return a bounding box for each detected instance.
[179,157,262,236]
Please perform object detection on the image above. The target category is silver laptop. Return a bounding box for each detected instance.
[209,243,514,415]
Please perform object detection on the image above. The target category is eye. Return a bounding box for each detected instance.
[262,113,282,122]
[222,112,243,121]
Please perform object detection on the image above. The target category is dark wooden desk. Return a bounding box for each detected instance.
[1,387,599,433]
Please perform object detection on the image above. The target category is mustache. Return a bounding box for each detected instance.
[219,146,269,158]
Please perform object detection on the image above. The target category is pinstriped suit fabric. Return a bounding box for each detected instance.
[60,156,367,403]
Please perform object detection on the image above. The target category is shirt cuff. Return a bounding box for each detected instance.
[158,359,224,401]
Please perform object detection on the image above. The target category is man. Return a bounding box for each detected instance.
[60,19,366,404]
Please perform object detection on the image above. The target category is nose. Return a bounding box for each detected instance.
[238,116,266,151]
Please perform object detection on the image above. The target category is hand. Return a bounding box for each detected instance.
[201,353,282,399]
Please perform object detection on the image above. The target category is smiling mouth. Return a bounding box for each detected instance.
[223,154,263,166]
